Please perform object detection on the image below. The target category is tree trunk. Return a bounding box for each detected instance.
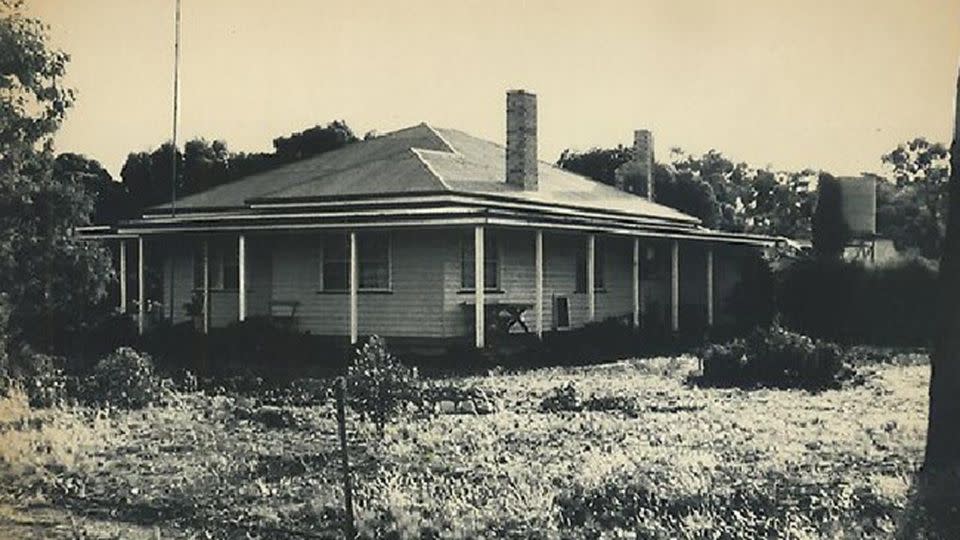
[925,67,960,471]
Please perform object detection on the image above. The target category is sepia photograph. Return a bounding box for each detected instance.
[2,0,960,537]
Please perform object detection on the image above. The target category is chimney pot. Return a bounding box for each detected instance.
[506,90,538,190]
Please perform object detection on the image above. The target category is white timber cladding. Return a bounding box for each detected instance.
[156,227,738,338]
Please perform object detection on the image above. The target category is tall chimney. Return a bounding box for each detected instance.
[633,129,655,200]
[506,90,538,190]
[613,129,655,200]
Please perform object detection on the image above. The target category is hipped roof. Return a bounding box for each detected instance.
[149,123,698,225]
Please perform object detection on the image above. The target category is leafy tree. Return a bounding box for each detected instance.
[557,145,632,186]
[53,153,128,224]
[116,122,359,219]
[811,173,849,259]
[0,1,112,352]
[655,166,720,228]
[272,120,358,163]
[182,138,229,195]
[882,137,949,231]
[557,145,820,236]
[876,178,941,259]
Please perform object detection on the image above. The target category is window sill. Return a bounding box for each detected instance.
[193,288,243,293]
[458,289,505,295]
[316,289,394,295]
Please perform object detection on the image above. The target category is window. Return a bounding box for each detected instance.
[320,232,391,291]
[575,238,605,292]
[321,235,349,291]
[193,243,239,290]
[358,233,390,289]
[460,231,499,290]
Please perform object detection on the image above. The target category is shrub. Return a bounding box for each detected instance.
[346,336,419,438]
[539,382,583,412]
[777,257,937,346]
[91,347,160,409]
[699,325,854,391]
[6,345,68,408]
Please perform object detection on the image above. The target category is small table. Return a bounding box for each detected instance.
[462,302,534,334]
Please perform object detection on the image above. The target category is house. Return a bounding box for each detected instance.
[80,91,776,350]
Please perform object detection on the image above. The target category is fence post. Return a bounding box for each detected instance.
[335,376,356,539]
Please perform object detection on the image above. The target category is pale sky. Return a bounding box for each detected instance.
[29,0,960,178]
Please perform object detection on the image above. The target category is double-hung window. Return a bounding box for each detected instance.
[320,232,391,291]
[460,231,500,291]
[193,243,239,290]
[575,238,605,292]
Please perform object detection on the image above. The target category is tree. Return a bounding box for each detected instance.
[925,65,960,484]
[53,153,128,224]
[0,1,112,352]
[811,173,849,259]
[115,122,360,219]
[880,138,949,258]
[272,120,358,163]
[875,178,941,259]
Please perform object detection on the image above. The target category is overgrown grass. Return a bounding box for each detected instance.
[0,355,930,538]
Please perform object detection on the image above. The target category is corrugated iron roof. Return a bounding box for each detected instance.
[151,123,698,224]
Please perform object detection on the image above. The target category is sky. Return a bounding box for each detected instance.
[28,0,960,179]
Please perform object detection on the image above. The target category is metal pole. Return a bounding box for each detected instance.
[170,0,181,216]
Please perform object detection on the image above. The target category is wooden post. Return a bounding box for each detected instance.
[335,377,356,539]
[632,237,640,330]
[202,239,210,334]
[119,240,127,313]
[349,231,358,345]
[671,240,679,333]
[137,237,145,335]
[535,230,543,339]
[706,247,714,328]
[474,225,485,349]
[238,234,246,322]
[587,234,596,322]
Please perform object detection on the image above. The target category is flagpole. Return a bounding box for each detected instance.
[171,0,181,217]
[169,0,181,324]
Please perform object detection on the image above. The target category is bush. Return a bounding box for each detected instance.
[346,336,419,437]
[699,325,854,391]
[6,345,68,408]
[539,381,583,412]
[777,257,937,346]
[90,347,160,409]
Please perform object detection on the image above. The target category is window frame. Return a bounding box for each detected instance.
[193,243,238,292]
[318,232,393,293]
[459,230,502,293]
[575,238,606,293]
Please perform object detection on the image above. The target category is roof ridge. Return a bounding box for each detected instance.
[419,123,459,155]
[410,147,453,191]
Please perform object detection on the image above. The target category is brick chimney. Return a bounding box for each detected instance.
[614,129,655,200]
[506,90,538,190]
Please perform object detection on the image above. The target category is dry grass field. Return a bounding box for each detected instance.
[0,356,929,539]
